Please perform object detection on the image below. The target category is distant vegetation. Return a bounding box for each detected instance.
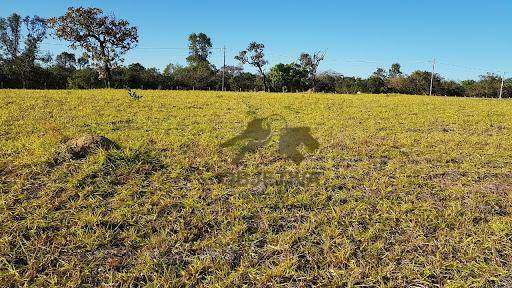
[0,7,511,97]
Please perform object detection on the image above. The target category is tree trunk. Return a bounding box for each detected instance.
[21,69,26,89]
[258,66,268,92]
[100,41,112,89]
[105,63,112,89]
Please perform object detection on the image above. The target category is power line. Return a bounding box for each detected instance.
[39,42,510,77]
[40,42,224,50]
[436,61,501,73]
[135,47,223,50]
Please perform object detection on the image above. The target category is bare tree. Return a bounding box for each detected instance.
[299,51,325,91]
[235,42,269,91]
[49,7,138,88]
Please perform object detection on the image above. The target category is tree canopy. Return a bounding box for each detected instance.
[299,51,325,91]
[187,33,212,65]
[0,13,48,88]
[48,7,138,88]
[236,42,269,91]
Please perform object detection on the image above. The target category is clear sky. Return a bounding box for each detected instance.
[2,0,511,80]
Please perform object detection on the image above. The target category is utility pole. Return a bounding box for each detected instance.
[499,75,504,99]
[222,45,226,91]
[429,58,436,96]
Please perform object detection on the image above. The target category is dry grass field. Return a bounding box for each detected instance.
[1,90,511,287]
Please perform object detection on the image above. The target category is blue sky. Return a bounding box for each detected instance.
[2,0,511,80]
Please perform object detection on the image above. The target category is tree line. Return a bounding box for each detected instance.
[0,7,510,98]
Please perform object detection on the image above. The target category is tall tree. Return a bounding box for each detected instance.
[389,63,402,78]
[299,51,325,91]
[49,7,138,88]
[0,13,47,88]
[235,42,269,91]
[365,68,388,94]
[55,52,76,69]
[0,14,23,60]
[187,33,212,65]
[372,67,387,79]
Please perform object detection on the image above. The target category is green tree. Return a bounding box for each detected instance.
[187,33,212,65]
[440,80,464,96]
[230,72,258,92]
[367,76,387,94]
[407,70,442,95]
[367,67,388,94]
[216,65,243,91]
[68,68,102,89]
[49,7,138,88]
[389,63,402,78]
[0,13,47,88]
[126,62,146,88]
[463,74,502,98]
[372,67,387,79]
[269,63,308,92]
[55,52,76,69]
[170,61,216,90]
[388,75,409,94]
[0,14,23,60]
[299,51,325,90]
[314,72,339,93]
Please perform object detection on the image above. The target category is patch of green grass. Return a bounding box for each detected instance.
[1,90,511,286]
